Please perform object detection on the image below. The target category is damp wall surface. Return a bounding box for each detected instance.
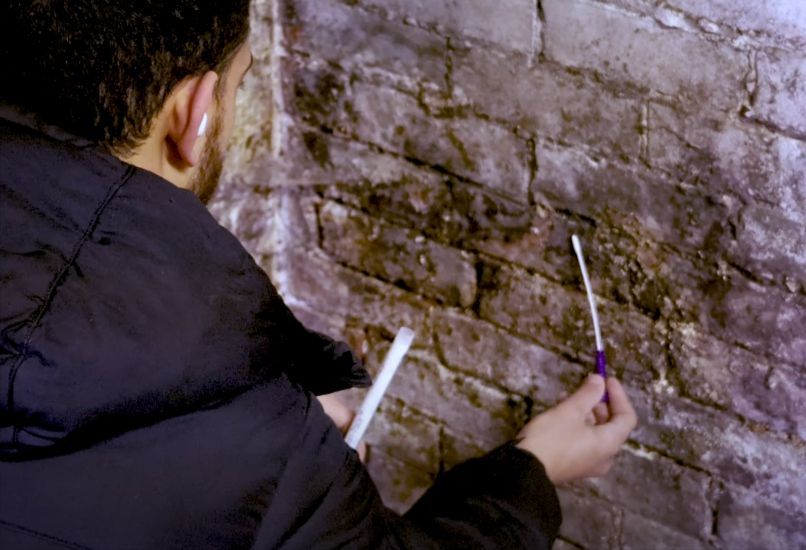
[210,1,806,547]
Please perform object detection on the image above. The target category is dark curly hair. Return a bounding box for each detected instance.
[0,1,250,154]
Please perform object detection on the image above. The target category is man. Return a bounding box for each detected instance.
[0,2,637,549]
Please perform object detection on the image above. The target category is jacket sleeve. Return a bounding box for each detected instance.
[401,442,562,548]
[251,392,561,549]
[289,326,373,395]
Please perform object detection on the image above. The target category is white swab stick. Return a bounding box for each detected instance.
[345,327,415,449]
[571,235,604,352]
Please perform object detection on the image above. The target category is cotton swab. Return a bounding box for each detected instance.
[571,235,609,402]
[345,327,415,449]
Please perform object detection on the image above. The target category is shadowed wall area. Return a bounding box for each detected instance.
[209,1,806,547]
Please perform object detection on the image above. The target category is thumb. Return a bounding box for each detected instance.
[562,374,606,416]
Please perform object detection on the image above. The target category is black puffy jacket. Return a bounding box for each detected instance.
[0,111,561,549]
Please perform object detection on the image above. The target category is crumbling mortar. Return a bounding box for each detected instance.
[427,318,582,401]
[743,49,759,110]
[740,114,806,143]
[638,101,651,166]
[529,0,545,68]
[707,477,722,545]
[623,439,712,477]
[443,36,455,97]
[594,0,805,53]
[334,0,453,44]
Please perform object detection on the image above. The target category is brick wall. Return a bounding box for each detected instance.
[211,1,806,547]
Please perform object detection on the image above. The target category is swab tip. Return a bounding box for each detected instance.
[395,326,415,345]
[571,234,583,256]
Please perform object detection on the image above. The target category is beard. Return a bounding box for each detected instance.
[190,110,225,205]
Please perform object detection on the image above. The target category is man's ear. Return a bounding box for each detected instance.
[172,71,219,167]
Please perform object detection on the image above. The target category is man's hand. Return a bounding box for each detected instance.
[317,393,368,462]
[516,374,637,484]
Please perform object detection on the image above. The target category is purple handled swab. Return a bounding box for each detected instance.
[571,235,609,403]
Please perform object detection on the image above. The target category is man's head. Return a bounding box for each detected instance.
[1,1,253,202]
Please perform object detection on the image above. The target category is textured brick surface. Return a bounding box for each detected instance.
[215,0,806,546]
[363,399,441,473]
[366,449,433,514]
[694,272,806,365]
[384,354,527,446]
[319,201,478,306]
[667,0,806,46]
[557,489,622,548]
[451,46,641,158]
[286,0,447,88]
[648,103,806,223]
[752,50,806,136]
[534,142,733,251]
[478,262,666,386]
[278,247,433,344]
[352,0,538,53]
[578,449,712,539]
[730,203,806,285]
[632,394,806,511]
[318,138,534,246]
[620,512,708,550]
[670,326,805,438]
[543,0,748,109]
[433,309,586,402]
[294,72,533,199]
[716,484,806,549]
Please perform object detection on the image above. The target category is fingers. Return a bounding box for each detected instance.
[594,377,638,447]
[592,402,610,425]
[317,393,356,434]
[357,441,368,463]
[605,377,638,431]
[562,374,607,416]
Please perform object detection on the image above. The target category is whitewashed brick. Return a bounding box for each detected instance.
[751,50,806,136]
[352,0,538,53]
[543,0,748,109]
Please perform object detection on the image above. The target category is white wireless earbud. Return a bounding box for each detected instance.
[197,113,208,137]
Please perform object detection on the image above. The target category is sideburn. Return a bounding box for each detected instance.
[192,109,225,205]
